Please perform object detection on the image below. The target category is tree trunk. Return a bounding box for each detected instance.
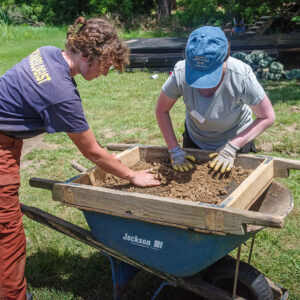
[168,0,177,10]
[157,0,170,18]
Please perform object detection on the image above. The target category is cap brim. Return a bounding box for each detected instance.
[185,62,223,89]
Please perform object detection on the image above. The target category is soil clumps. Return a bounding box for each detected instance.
[100,159,252,205]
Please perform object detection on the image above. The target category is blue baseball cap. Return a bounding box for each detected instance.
[185,26,228,88]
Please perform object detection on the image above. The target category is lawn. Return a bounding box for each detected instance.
[0,25,299,299]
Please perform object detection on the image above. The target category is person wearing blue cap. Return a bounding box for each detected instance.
[155,26,275,173]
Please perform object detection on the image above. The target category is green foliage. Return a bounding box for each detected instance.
[226,1,270,24]
[0,9,10,38]
[219,0,296,23]
[176,0,297,27]
[1,0,91,25]
[89,0,154,19]
[176,0,225,27]
[0,0,298,29]
[291,16,300,22]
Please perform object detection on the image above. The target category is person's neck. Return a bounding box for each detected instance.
[62,50,80,78]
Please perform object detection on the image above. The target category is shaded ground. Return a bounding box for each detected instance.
[100,159,252,205]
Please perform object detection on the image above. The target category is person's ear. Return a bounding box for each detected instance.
[81,55,88,62]
[81,55,93,68]
[86,55,96,67]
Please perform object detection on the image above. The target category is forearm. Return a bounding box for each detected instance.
[68,129,160,187]
[86,146,135,181]
[68,130,134,181]
[155,110,179,150]
[231,95,275,148]
[155,91,180,150]
[231,117,274,148]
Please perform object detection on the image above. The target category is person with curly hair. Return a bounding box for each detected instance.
[0,16,160,300]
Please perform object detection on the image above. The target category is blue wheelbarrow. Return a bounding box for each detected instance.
[24,145,299,299]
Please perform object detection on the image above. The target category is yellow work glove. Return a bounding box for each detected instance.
[168,145,196,172]
[209,141,240,173]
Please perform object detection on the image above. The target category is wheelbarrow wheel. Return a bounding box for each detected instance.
[204,257,273,300]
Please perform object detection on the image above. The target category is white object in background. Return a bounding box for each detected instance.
[126,39,138,44]
[151,74,158,79]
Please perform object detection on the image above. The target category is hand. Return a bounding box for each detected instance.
[168,145,196,172]
[130,169,161,187]
[209,141,240,173]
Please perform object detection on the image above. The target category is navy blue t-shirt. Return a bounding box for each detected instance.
[0,46,89,138]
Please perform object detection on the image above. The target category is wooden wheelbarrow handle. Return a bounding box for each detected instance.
[30,162,88,190]
[70,161,87,172]
[29,178,61,190]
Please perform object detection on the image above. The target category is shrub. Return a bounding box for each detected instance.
[89,0,154,20]
[0,0,91,25]
[175,0,225,27]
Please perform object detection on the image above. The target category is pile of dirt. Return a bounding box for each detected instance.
[99,159,252,205]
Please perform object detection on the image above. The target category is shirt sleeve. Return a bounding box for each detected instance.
[241,68,266,106]
[162,71,182,100]
[40,99,89,133]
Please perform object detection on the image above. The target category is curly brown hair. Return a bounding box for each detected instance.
[65,16,129,72]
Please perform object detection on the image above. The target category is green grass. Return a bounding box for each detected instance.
[0,25,66,72]
[0,25,300,299]
[120,29,189,39]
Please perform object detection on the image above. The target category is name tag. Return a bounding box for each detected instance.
[190,110,206,123]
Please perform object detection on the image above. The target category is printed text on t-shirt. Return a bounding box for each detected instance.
[29,49,52,84]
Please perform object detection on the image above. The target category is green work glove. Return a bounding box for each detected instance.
[168,145,196,172]
[209,141,240,173]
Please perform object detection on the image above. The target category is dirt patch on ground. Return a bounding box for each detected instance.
[100,159,252,205]
[258,140,280,152]
[101,128,115,139]
[21,134,60,157]
[21,134,60,169]
[286,123,298,132]
[121,128,146,135]
[289,106,300,113]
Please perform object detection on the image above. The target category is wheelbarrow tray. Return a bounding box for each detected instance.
[49,145,294,235]
[30,145,296,277]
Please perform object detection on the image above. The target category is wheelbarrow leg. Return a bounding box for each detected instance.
[150,281,176,300]
[247,234,256,264]
[107,255,140,300]
[232,245,242,298]
[107,257,176,300]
